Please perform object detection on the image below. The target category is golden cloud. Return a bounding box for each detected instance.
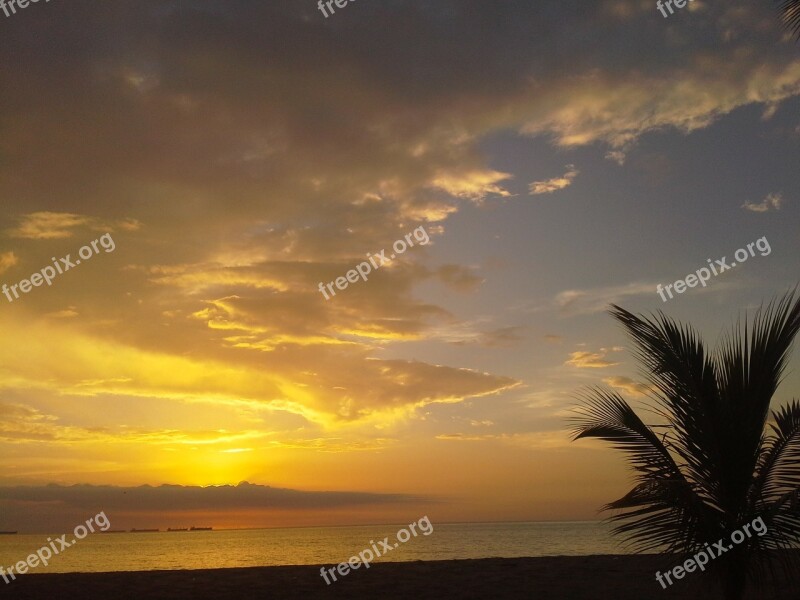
[0,251,18,274]
[564,347,623,368]
[529,165,579,195]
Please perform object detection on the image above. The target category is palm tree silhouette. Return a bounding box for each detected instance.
[572,292,800,600]
[779,0,800,39]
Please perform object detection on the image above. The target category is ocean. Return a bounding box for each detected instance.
[0,521,627,574]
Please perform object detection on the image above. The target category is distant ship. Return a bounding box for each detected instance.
[0,531,17,535]
[189,526,212,531]
[130,528,159,533]
[167,528,189,532]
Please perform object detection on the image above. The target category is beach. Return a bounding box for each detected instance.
[8,555,796,600]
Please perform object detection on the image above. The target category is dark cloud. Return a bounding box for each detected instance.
[0,482,418,511]
[0,482,429,532]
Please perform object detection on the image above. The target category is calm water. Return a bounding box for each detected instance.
[0,521,627,574]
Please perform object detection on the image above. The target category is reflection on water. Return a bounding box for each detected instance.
[0,521,627,574]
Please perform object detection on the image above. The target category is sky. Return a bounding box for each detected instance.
[0,0,798,532]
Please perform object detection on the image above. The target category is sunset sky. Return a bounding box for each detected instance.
[0,0,798,532]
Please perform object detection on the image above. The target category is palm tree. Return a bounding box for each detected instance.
[779,0,800,39]
[571,291,800,600]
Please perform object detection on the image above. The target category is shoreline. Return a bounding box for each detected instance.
[7,555,797,599]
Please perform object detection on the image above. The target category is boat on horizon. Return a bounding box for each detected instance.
[0,531,17,535]
[130,528,159,533]
[167,528,189,532]
[189,526,212,531]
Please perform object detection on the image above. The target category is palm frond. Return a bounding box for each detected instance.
[779,0,800,39]
[715,292,800,515]
[750,400,800,572]
[754,400,800,506]
[571,388,715,552]
[609,305,723,508]
[571,388,679,477]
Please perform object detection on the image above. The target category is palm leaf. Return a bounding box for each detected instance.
[779,0,800,39]
[571,388,717,553]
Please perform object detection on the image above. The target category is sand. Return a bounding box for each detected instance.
[7,555,797,599]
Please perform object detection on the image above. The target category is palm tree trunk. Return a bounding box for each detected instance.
[721,550,748,600]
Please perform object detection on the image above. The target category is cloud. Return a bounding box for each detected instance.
[742,192,784,212]
[565,347,623,368]
[601,0,654,20]
[0,252,18,274]
[605,150,627,165]
[0,314,519,429]
[543,334,562,343]
[602,376,652,397]
[431,169,513,202]
[554,282,655,315]
[0,401,266,446]
[446,326,525,347]
[529,165,579,195]
[8,212,91,240]
[519,58,800,157]
[435,265,484,292]
[45,307,80,319]
[7,212,141,240]
[0,482,428,532]
[0,482,418,511]
[476,327,525,347]
[435,430,577,450]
